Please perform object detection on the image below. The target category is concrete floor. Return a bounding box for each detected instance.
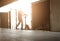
[0,28,60,41]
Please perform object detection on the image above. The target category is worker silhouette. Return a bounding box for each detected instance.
[16,10,23,30]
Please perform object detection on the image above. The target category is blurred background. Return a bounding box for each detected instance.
[0,0,60,32]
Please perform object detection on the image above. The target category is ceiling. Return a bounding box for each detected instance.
[0,0,17,7]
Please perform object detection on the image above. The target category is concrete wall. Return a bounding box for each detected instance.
[50,0,60,31]
[0,14,1,27]
[32,0,50,30]
[0,12,8,28]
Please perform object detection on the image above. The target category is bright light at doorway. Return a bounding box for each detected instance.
[10,9,17,30]
[0,0,40,30]
[31,0,40,2]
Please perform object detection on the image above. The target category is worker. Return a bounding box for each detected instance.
[16,10,23,30]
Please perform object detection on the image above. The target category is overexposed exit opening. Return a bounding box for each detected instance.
[10,0,40,30]
[0,0,40,30]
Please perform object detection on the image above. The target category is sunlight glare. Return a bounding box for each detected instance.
[0,0,40,29]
